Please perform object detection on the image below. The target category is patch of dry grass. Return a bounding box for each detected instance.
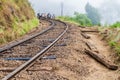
[0,0,38,45]
[99,27,120,56]
[0,18,39,44]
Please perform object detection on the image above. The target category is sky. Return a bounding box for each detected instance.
[28,0,120,24]
[28,0,104,16]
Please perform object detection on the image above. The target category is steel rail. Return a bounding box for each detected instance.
[0,20,55,53]
[2,20,68,80]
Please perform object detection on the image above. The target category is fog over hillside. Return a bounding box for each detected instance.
[99,0,120,24]
[29,0,120,24]
[28,0,103,16]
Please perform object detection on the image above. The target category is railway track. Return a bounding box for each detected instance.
[0,19,68,80]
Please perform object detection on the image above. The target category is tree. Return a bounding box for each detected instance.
[85,3,101,25]
[74,12,92,26]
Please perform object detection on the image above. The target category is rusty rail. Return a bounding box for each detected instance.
[0,20,54,53]
[2,20,68,80]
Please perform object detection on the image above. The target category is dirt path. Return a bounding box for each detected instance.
[56,25,120,80]
[18,23,120,80]
[81,28,120,80]
[51,25,120,80]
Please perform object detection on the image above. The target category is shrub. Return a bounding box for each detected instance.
[57,12,92,26]
[110,22,120,28]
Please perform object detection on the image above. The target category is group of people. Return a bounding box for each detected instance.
[37,13,55,20]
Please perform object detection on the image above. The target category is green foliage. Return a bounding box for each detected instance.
[19,18,39,36]
[0,0,37,45]
[57,16,79,25]
[12,18,39,36]
[85,3,101,25]
[110,22,120,28]
[101,22,120,57]
[57,12,92,26]
[115,46,120,56]
[109,41,120,56]
[109,41,117,47]
[0,0,35,29]
[74,12,92,26]
[0,18,39,44]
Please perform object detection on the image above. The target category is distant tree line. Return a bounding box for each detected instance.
[73,12,92,26]
[85,3,101,25]
[58,3,101,26]
[57,12,92,26]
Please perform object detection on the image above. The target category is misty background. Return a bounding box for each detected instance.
[28,0,120,25]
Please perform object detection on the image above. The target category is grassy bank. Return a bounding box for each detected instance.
[57,16,80,26]
[0,0,35,29]
[0,18,39,44]
[99,22,120,56]
[0,0,38,45]
[109,22,120,56]
[57,12,92,27]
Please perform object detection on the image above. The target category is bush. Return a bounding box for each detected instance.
[57,12,92,26]
[74,12,92,26]
[109,40,120,56]
[110,22,120,28]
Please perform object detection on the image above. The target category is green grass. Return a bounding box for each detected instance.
[0,18,39,44]
[110,22,120,28]
[100,22,120,57]
[57,12,92,27]
[0,0,37,45]
[57,16,80,26]
[109,41,120,56]
[109,41,117,47]
[109,33,120,56]
[17,18,39,36]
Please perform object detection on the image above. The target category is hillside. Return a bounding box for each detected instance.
[0,0,39,44]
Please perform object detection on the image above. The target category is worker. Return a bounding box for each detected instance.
[47,13,51,19]
[52,14,55,19]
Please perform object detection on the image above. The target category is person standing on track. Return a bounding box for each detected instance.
[47,13,51,19]
[52,14,55,19]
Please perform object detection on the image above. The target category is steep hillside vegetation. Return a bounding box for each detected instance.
[0,0,39,44]
[99,23,120,57]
